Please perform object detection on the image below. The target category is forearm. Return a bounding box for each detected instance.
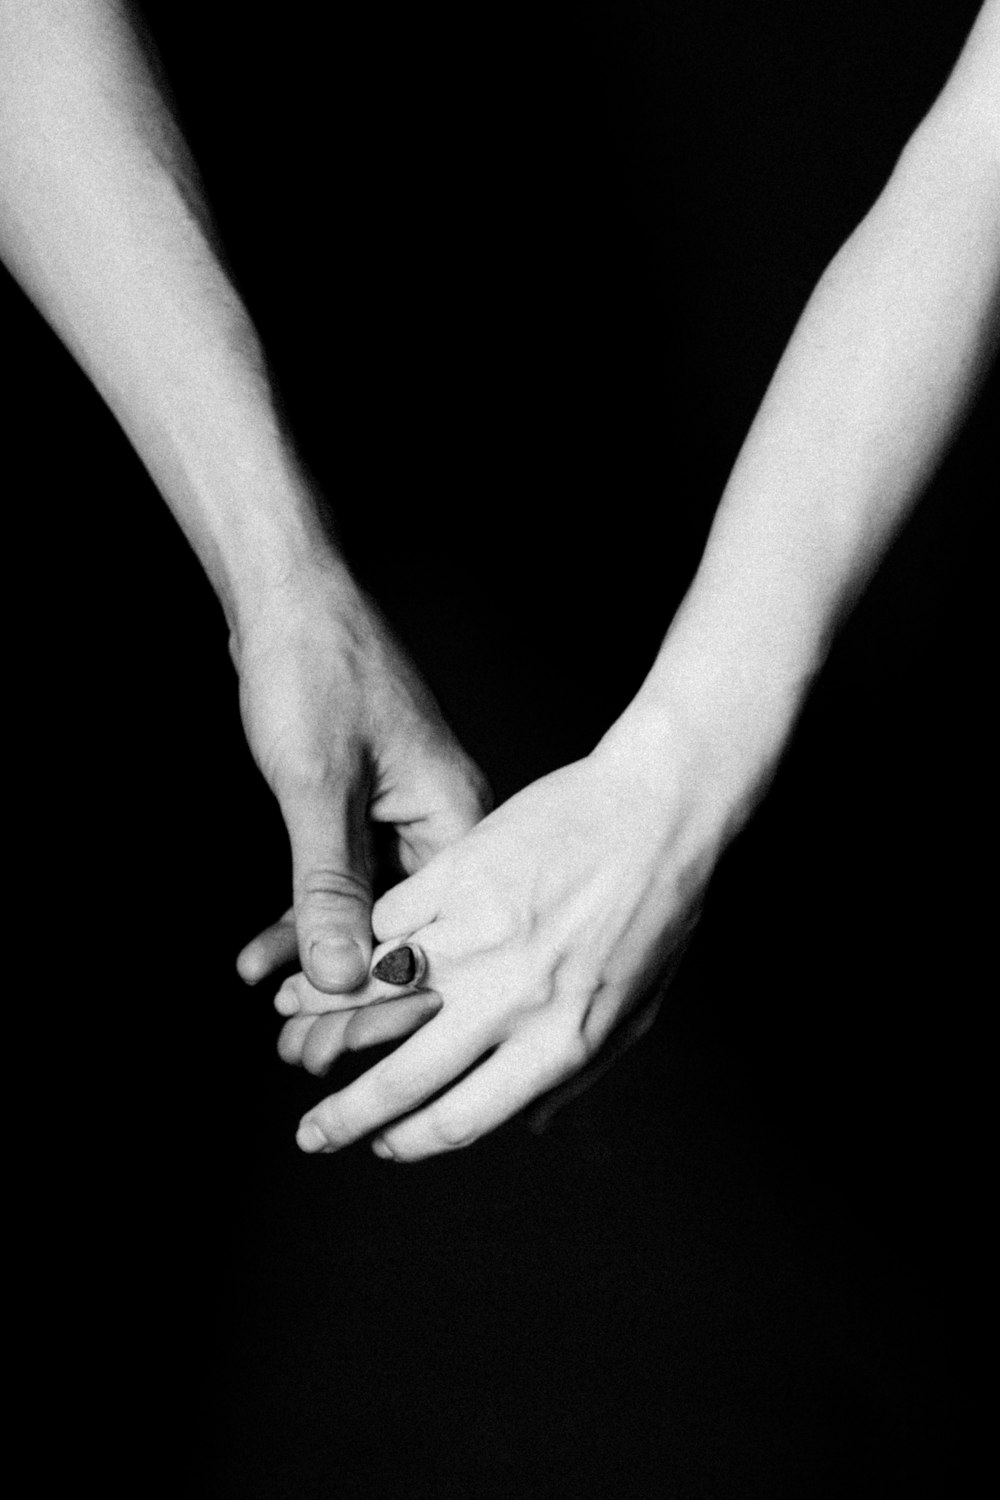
[0,0,336,631]
[614,77,1000,817]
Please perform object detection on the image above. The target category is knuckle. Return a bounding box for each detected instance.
[556,1029,593,1076]
[381,1134,423,1163]
[372,867,434,929]
[298,868,371,906]
[429,1108,477,1150]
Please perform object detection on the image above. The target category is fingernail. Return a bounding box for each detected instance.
[296,1121,328,1153]
[372,946,417,985]
[310,937,366,986]
[371,1138,395,1160]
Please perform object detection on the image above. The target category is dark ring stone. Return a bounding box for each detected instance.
[372,946,418,985]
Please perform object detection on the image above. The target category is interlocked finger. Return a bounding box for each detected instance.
[275,938,434,1017]
[278,992,442,1073]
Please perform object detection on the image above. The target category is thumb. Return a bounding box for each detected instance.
[279,771,374,992]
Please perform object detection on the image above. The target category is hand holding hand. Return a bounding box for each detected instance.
[286,718,734,1160]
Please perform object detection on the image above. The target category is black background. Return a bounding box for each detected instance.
[4,3,992,1495]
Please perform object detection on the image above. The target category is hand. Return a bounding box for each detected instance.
[288,720,734,1160]
[232,564,491,996]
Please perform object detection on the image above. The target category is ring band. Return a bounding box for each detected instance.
[371,943,427,987]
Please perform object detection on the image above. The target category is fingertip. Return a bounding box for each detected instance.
[370,893,403,945]
[274,984,300,1016]
[237,920,299,982]
[236,947,264,984]
[296,1120,328,1153]
[371,867,439,945]
[277,1014,312,1064]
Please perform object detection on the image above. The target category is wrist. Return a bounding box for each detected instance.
[216,506,341,638]
[162,447,350,641]
[98,316,345,632]
[596,619,815,841]
[226,543,367,664]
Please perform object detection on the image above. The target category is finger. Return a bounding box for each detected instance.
[275,947,435,1017]
[275,971,366,1017]
[303,992,444,1075]
[426,772,491,846]
[371,747,491,875]
[279,771,373,992]
[344,991,442,1048]
[296,1011,485,1153]
[373,1026,582,1162]
[236,908,296,984]
[372,862,445,944]
[299,1011,353,1073]
[278,1012,329,1066]
[279,993,443,1072]
[397,760,493,866]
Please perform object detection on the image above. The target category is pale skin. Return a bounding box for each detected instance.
[0,0,492,995]
[269,1,1000,1160]
[2,3,998,1161]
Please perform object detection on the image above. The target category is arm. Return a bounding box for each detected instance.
[0,1,489,989]
[282,2,999,1158]
[618,0,1000,813]
[0,0,309,619]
